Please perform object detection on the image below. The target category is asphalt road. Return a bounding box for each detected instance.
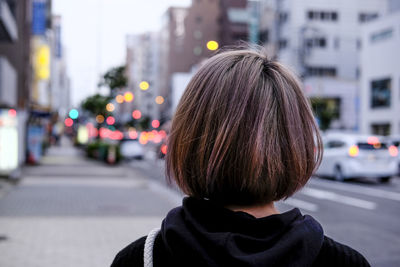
[129,158,400,267]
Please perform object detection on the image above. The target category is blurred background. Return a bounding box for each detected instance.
[0,0,400,266]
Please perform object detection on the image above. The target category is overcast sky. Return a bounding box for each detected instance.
[53,0,190,106]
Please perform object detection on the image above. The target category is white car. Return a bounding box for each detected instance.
[386,135,400,175]
[315,133,398,183]
[120,139,144,160]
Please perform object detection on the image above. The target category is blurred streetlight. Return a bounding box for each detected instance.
[115,94,124,104]
[132,110,141,119]
[106,103,115,112]
[152,120,160,128]
[155,96,164,104]
[124,92,134,102]
[207,40,219,51]
[139,81,149,90]
[69,109,79,119]
[106,116,115,125]
[96,115,105,123]
[64,118,73,127]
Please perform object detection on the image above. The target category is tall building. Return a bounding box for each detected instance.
[126,32,160,123]
[359,11,400,135]
[158,7,189,122]
[49,15,70,119]
[159,0,249,121]
[260,0,389,130]
[0,0,32,175]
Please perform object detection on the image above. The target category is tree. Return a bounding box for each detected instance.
[98,66,127,93]
[81,94,111,117]
[311,98,339,131]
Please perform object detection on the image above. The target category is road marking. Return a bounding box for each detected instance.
[301,188,377,210]
[283,198,319,212]
[308,179,400,202]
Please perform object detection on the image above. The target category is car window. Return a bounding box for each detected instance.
[357,142,388,150]
[325,140,345,148]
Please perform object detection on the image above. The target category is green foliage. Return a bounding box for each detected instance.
[124,116,151,131]
[81,94,111,117]
[311,98,340,131]
[86,141,121,163]
[98,66,128,92]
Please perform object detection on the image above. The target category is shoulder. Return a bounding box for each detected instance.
[312,236,371,267]
[110,236,146,267]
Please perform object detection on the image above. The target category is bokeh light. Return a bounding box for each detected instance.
[207,40,219,51]
[152,120,160,128]
[69,109,79,119]
[139,132,148,145]
[96,115,105,123]
[124,92,134,102]
[348,145,359,157]
[161,144,167,155]
[132,110,142,120]
[64,118,73,127]
[129,128,138,139]
[139,81,149,90]
[116,94,124,103]
[8,109,17,117]
[155,96,164,104]
[106,103,115,112]
[389,145,398,157]
[106,116,115,125]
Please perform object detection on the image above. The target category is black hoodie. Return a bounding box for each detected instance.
[111,197,370,267]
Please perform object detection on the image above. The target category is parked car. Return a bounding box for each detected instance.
[386,135,400,175]
[315,133,398,183]
[119,138,144,160]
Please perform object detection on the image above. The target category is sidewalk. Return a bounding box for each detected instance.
[0,138,181,267]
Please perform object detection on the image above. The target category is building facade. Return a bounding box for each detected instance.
[49,15,70,119]
[126,32,160,123]
[159,0,248,121]
[0,0,32,175]
[359,11,400,135]
[260,0,388,130]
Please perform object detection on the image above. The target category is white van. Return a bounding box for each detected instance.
[386,135,400,175]
[315,133,398,183]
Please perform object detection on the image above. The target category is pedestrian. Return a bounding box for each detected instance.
[111,47,370,267]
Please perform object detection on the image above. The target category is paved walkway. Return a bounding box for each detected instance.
[0,138,181,267]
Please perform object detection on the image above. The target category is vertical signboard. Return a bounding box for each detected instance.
[0,109,18,174]
[32,0,47,36]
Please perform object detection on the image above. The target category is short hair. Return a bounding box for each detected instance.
[166,47,323,206]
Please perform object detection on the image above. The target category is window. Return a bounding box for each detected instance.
[326,141,345,149]
[371,123,391,136]
[307,67,337,77]
[370,28,393,43]
[279,39,288,49]
[359,13,378,23]
[279,12,288,23]
[371,78,391,108]
[306,37,327,48]
[307,10,338,21]
[259,29,269,43]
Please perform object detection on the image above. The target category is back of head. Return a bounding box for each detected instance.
[166,47,322,206]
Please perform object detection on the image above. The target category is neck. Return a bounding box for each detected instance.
[226,202,279,218]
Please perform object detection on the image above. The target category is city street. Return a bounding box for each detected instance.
[0,140,399,267]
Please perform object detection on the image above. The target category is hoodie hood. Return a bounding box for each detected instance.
[160,197,324,267]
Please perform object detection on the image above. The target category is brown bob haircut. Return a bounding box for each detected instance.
[166,46,323,206]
